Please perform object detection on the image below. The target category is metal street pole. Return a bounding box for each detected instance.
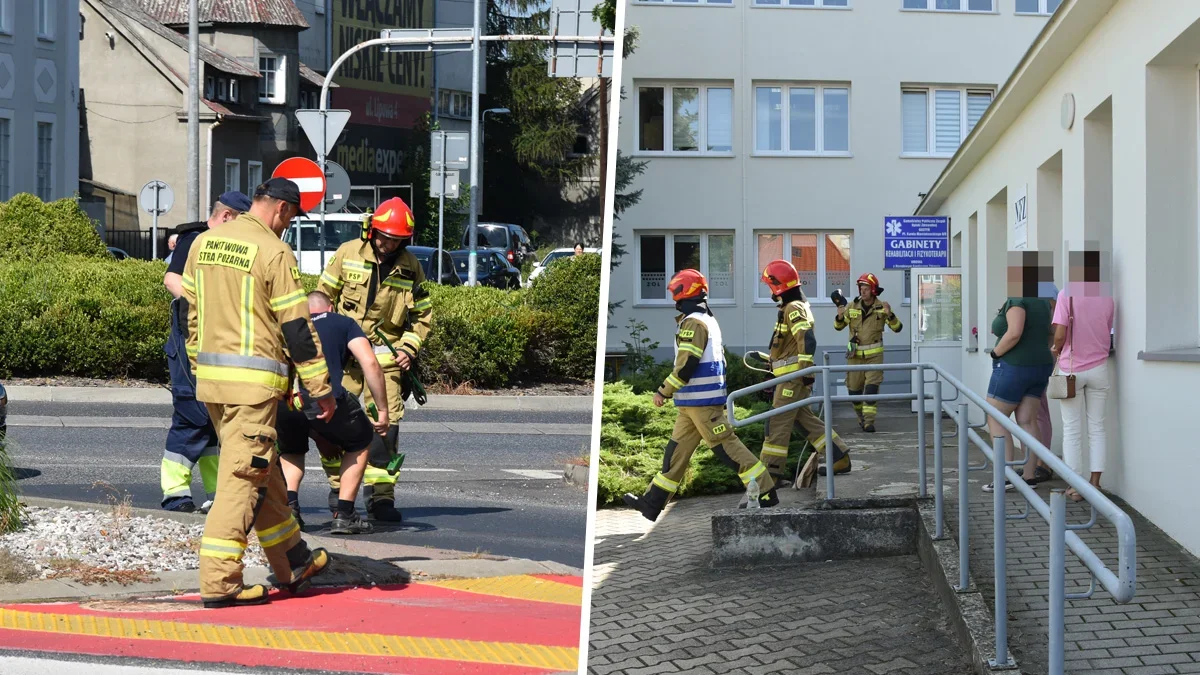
[187,0,199,221]
[438,130,446,283]
[152,185,160,260]
[318,112,327,272]
[467,0,482,286]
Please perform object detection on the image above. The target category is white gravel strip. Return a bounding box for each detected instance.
[0,507,267,578]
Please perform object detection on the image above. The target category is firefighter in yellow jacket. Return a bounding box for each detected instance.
[758,260,852,482]
[316,197,432,522]
[832,272,903,432]
[181,178,331,608]
[622,269,777,523]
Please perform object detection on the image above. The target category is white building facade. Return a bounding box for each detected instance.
[916,0,1200,555]
[0,0,81,202]
[609,0,1054,388]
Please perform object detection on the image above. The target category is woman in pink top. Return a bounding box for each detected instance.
[1051,281,1115,501]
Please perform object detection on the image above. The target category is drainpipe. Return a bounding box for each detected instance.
[205,117,222,211]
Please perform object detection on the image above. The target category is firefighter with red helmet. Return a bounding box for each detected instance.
[622,270,778,522]
[832,272,903,432]
[759,260,853,481]
[316,197,433,522]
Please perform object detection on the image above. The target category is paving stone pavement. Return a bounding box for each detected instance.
[588,493,972,675]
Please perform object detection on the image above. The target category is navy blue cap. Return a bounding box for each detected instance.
[218,191,252,213]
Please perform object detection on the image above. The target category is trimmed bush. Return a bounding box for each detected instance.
[525,253,601,379]
[0,194,109,262]
[596,382,815,507]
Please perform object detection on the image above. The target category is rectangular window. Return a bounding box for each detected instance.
[224,159,240,194]
[1015,0,1061,13]
[36,118,54,200]
[901,86,993,156]
[903,0,992,11]
[755,231,852,301]
[754,0,849,7]
[259,55,283,104]
[637,232,736,302]
[0,112,10,200]
[37,0,54,38]
[216,78,228,102]
[754,84,850,155]
[247,161,263,192]
[637,84,734,155]
[205,76,215,100]
[229,79,240,103]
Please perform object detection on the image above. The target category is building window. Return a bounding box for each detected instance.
[637,0,732,6]
[247,161,263,192]
[0,112,10,200]
[36,117,54,200]
[0,0,12,35]
[755,231,852,301]
[437,90,472,119]
[754,0,848,7]
[229,79,240,103]
[636,84,733,154]
[204,76,215,100]
[216,78,228,102]
[637,232,735,303]
[1015,0,1061,14]
[753,84,850,155]
[224,159,240,194]
[259,55,284,104]
[37,0,54,39]
[903,0,993,11]
[901,87,993,156]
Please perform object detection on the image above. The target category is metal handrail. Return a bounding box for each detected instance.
[725,362,1136,675]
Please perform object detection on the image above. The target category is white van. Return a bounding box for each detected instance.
[282,214,366,275]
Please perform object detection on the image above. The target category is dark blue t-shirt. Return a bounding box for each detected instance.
[303,311,366,400]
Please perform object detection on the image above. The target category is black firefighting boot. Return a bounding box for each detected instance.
[368,499,404,523]
[738,487,780,509]
[817,454,853,476]
[330,509,374,535]
[327,488,339,516]
[203,584,270,609]
[286,548,330,595]
[623,485,671,523]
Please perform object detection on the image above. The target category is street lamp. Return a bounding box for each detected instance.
[477,108,510,220]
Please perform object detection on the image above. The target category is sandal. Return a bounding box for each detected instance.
[1065,488,1084,502]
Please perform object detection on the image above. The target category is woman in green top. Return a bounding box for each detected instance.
[983,296,1055,493]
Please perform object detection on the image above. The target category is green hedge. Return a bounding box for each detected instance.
[0,196,600,387]
[596,382,814,507]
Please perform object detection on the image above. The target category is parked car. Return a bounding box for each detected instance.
[528,247,601,284]
[282,214,365,275]
[460,223,536,267]
[407,246,463,286]
[107,247,131,261]
[449,249,522,289]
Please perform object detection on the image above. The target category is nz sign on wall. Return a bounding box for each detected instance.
[883,216,950,269]
[334,0,433,128]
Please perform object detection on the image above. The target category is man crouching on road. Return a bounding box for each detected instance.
[181,178,332,608]
[622,269,778,523]
[276,292,390,536]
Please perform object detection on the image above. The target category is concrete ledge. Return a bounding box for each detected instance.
[915,499,1018,675]
[4,385,595,411]
[711,503,918,568]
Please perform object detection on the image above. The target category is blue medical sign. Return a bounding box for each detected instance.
[883,216,949,269]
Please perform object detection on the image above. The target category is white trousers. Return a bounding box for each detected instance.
[1059,361,1110,474]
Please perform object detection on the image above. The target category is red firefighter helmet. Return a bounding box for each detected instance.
[368,197,416,240]
[761,259,801,295]
[667,269,708,302]
[857,272,884,295]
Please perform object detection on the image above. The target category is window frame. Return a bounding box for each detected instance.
[634,82,735,157]
[634,0,734,8]
[634,230,737,306]
[35,113,55,201]
[1014,0,1061,15]
[36,0,55,40]
[753,230,854,303]
[204,76,215,100]
[0,108,12,200]
[246,161,263,192]
[752,82,852,157]
[224,159,241,194]
[899,86,994,158]
[900,0,995,13]
[228,79,240,103]
[258,54,284,105]
[752,0,850,9]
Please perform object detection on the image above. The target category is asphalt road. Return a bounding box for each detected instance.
[3,401,591,567]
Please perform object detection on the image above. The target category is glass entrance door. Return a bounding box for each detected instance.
[911,269,965,413]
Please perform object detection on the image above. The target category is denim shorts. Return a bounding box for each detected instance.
[987,360,1054,405]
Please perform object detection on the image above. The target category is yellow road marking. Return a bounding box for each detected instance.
[426,575,582,606]
[0,608,577,671]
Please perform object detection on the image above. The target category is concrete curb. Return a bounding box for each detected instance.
[1,496,582,603]
[916,499,1016,675]
[563,463,589,487]
[4,385,595,411]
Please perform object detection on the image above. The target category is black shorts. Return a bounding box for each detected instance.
[275,391,376,456]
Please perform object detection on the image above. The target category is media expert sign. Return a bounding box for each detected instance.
[334,126,411,183]
[334,0,432,99]
[883,217,950,269]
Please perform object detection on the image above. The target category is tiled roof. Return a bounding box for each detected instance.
[130,0,308,28]
[101,0,260,78]
[299,62,337,88]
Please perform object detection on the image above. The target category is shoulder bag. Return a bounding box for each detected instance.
[1047,296,1076,400]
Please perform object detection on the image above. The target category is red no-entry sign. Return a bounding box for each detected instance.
[272,158,327,215]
